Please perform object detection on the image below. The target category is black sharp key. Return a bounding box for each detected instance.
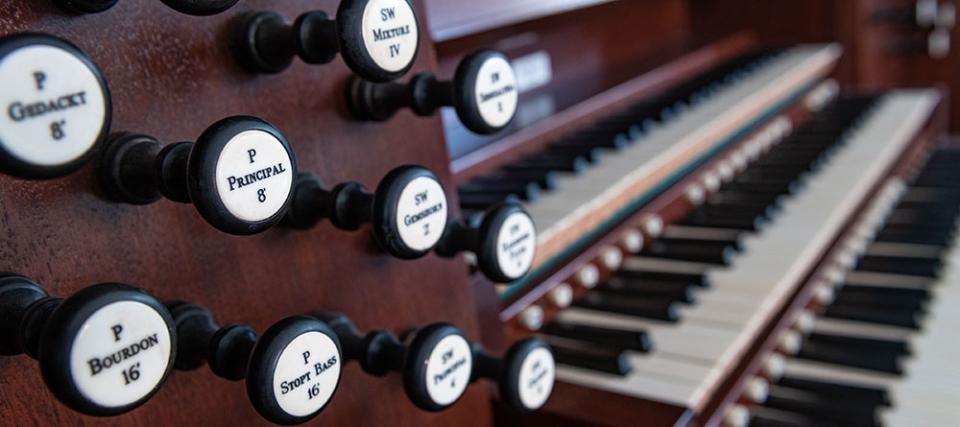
[459,186,540,202]
[553,134,631,150]
[603,276,697,304]
[854,255,943,277]
[736,169,811,184]
[549,341,632,376]
[641,238,737,265]
[574,291,680,322]
[722,179,803,196]
[806,332,910,356]
[458,192,520,211]
[777,375,891,407]
[797,339,904,374]
[748,409,820,427]
[885,208,959,226]
[822,303,921,329]
[838,283,931,300]
[874,228,955,246]
[504,154,590,173]
[709,191,787,208]
[493,169,559,190]
[654,236,744,253]
[615,268,711,288]
[698,202,779,221]
[541,321,653,353]
[763,386,882,427]
[460,180,542,199]
[545,144,605,163]
[833,289,927,313]
[676,212,768,232]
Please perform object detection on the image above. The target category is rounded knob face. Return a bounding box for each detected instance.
[480,204,537,282]
[375,166,448,258]
[455,51,518,134]
[404,324,473,411]
[340,0,420,82]
[0,33,111,179]
[189,116,296,235]
[39,284,175,416]
[506,340,555,412]
[247,317,342,425]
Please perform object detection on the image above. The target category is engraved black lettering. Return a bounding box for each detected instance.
[302,350,311,365]
[33,71,46,90]
[372,25,410,43]
[403,202,443,226]
[111,324,123,342]
[280,371,312,395]
[224,163,289,192]
[479,85,516,104]
[389,44,401,58]
[381,7,395,20]
[85,333,160,377]
[313,355,338,376]
[6,91,88,123]
[247,149,257,164]
[432,356,467,386]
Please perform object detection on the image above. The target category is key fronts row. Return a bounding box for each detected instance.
[0,275,556,423]
[0,33,531,282]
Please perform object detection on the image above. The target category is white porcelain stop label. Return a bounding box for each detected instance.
[395,176,447,251]
[424,334,472,407]
[215,130,294,222]
[69,301,172,408]
[0,44,107,167]
[474,56,518,129]
[272,332,341,417]
[361,0,419,72]
[495,211,536,280]
[517,347,554,410]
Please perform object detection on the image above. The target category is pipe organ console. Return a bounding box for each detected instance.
[1,0,958,425]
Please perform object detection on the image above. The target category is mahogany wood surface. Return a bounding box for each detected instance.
[0,1,493,425]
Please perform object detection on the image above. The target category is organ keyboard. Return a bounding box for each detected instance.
[3,0,958,425]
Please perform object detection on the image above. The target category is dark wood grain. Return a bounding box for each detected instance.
[0,0,494,425]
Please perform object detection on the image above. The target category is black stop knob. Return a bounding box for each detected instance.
[170,303,342,425]
[160,0,240,16]
[316,313,474,412]
[348,50,518,134]
[52,0,118,13]
[0,33,112,179]
[436,202,537,282]
[98,116,297,236]
[0,275,176,416]
[287,165,448,259]
[471,338,555,413]
[231,0,420,82]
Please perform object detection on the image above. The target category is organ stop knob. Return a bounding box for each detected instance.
[348,50,518,135]
[232,0,420,82]
[170,303,342,425]
[471,338,556,413]
[0,275,175,416]
[435,202,537,282]
[315,312,474,412]
[99,116,297,236]
[0,33,111,179]
[287,165,448,259]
